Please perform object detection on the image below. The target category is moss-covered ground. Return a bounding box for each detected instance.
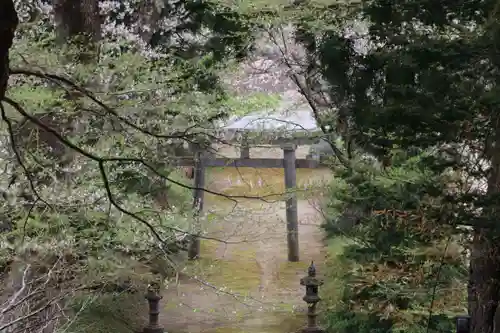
[157,163,333,333]
[186,240,261,295]
[65,150,334,333]
[204,167,331,203]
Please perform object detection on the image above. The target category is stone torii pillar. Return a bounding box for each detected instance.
[240,133,250,159]
[282,143,299,262]
[188,143,206,260]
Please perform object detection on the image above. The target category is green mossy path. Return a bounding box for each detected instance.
[160,146,332,333]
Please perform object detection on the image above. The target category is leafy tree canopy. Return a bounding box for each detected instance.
[0,1,272,332]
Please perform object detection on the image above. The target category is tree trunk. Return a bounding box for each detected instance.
[0,0,18,100]
[469,231,500,333]
[20,0,103,182]
[135,0,162,44]
[470,122,500,333]
[53,0,101,62]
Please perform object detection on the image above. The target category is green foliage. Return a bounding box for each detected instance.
[3,43,200,272]
[248,0,500,330]
[1,3,256,330]
[322,154,467,333]
[223,92,281,117]
[60,293,147,333]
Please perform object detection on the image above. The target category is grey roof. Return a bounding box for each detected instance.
[220,98,322,144]
[224,107,319,132]
[221,90,319,144]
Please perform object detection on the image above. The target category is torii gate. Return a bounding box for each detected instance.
[176,108,329,263]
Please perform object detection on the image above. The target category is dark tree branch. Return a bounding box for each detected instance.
[9,68,227,143]
[0,102,53,210]
[264,28,351,168]
[1,96,278,249]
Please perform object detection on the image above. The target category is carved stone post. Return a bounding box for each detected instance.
[188,143,205,260]
[282,143,299,262]
[143,286,164,333]
[240,133,250,159]
[456,315,470,333]
[300,262,324,333]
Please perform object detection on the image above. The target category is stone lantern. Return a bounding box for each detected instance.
[300,261,325,333]
[143,284,164,333]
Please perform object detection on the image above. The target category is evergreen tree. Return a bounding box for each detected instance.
[290,0,500,332]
